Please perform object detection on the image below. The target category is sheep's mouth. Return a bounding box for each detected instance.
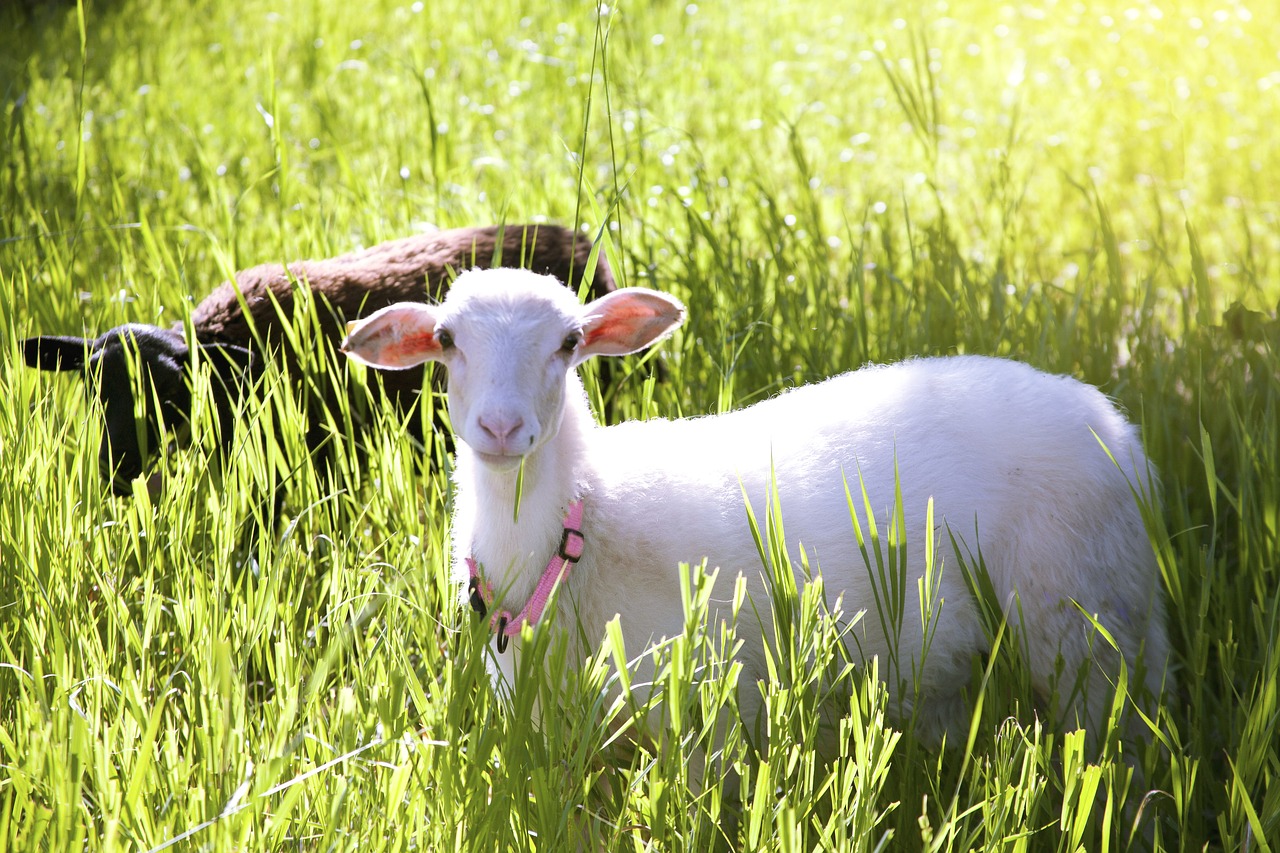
[472,450,527,471]
[102,425,189,498]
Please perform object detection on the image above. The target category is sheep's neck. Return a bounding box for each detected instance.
[466,498,585,652]
[461,375,597,600]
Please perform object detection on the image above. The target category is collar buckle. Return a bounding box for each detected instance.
[557,525,586,563]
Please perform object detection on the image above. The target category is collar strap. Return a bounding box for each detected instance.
[467,499,585,653]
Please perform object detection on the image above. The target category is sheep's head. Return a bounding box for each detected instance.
[341,268,684,471]
[22,325,254,495]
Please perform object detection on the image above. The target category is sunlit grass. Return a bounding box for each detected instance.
[3,0,1279,848]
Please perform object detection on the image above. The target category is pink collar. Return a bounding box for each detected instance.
[466,499,585,652]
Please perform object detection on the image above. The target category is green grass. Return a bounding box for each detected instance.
[3,0,1279,848]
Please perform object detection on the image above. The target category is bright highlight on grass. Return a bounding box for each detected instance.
[2,0,1279,849]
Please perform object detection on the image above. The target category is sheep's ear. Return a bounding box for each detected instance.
[579,288,686,357]
[21,336,92,372]
[341,303,443,370]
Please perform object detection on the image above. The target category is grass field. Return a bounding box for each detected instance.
[3,0,1279,849]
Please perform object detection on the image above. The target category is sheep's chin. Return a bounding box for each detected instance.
[470,449,528,473]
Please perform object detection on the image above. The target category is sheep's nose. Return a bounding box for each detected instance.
[477,414,526,449]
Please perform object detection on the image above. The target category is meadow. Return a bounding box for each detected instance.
[2,0,1278,849]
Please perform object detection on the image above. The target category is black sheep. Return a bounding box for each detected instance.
[23,223,615,497]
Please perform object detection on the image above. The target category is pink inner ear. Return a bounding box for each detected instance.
[387,330,439,362]
[369,327,444,369]
[583,299,669,350]
[582,319,622,348]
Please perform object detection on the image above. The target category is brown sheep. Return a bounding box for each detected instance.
[23,223,616,500]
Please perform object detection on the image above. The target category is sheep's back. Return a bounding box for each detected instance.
[192,225,610,347]
[594,355,1147,546]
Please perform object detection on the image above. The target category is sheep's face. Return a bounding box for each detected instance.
[438,286,585,470]
[22,325,192,494]
[90,327,193,493]
[23,325,254,496]
[340,268,686,473]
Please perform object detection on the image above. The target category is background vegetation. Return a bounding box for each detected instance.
[2,0,1277,848]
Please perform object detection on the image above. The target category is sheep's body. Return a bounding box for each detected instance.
[23,224,613,496]
[342,269,1170,743]
[458,361,1165,739]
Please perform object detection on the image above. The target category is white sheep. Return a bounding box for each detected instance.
[340,268,1171,744]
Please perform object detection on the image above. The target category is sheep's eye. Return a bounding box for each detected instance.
[436,329,455,350]
[560,333,580,354]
